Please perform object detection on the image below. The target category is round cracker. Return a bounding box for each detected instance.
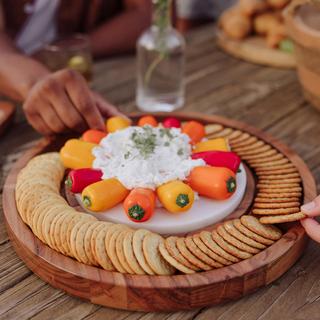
[252,207,300,215]
[240,215,282,240]
[176,237,211,271]
[211,231,252,260]
[143,233,176,275]
[217,225,260,254]
[205,124,224,135]
[165,236,200,271]
[116,230,135,274]
[185,237,223,268]
[123,231,146,275]
[223,220,266,249]
[199,231,239,263]
[260,212,306,224]
[84,221,104,265]
[253,202,300,209]
[94,222,115,271]
[254,197,300,203]
[132,229,155,275]
[192,234,232,266]
[158,242,195,274]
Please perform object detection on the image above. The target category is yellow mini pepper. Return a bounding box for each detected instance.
[82,178,129,212]
[193,138,229,153]
[60,139,96,169]
[106,116,131,133]
[157,180,195,213]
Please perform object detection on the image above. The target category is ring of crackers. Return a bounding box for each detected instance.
[14,121,307,276]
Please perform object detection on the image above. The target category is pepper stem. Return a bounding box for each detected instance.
[82,196,92,208]
[128,205,145,221]
[65,176,73,189]
[176,194,189,208]
[226,177,237,193]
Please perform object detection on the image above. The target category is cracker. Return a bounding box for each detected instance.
[260,212,307,224]
[258,178,301,185]
[176,237,212,271]
[199,231,239,263]
[248,153,284,164]
[233,139,263,152]
[66,213,95,256]
[255,197,300,203]
[252,207,300,215]
[223,220,266,250]
[48,211,67,251]
[253,202,301,209]
[94,222,115,271]
[256,167,298,175]
[241,149,278,160]
[231,136,258,148]
[84,221,104,265]
[257,192,302,198]
[143,233,176,275]
[235,144,272,156]
[192,234,232,265]
[105,225,127,273]
[211,231,252,260]
[132,229,155,275]
[60,212,79,255]
[240,215,282,240]
[217,225,260,254]
[258,187,302,193]
[43,205,74,249]
[228,130,243,141]
[116,230,135,274]
[230,132,250,144]
[257,183,300,189]
[205,124,224,135]
[250,159,290,168]
[185,237,223,268]
[233,219,274,245]
[74,220,94,264]
[258,173,301,180]
[159,242,195,274]
[207,128,233,139]
[123,231,146,275]
[165,236,200,271]
[69,219,88,262]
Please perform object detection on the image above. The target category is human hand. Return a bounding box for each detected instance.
[300,195,320,243]
[23,69,123,135]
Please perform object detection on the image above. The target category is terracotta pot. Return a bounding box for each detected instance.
[284,0,320,111]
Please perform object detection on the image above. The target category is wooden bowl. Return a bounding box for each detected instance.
[216,29,296,69]
[2,112,316,312]
[284,1,320,111]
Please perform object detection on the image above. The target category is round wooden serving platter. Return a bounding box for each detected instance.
[216,30,296,69]
[2,112,317,312]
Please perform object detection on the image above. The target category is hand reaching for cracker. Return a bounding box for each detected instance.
[301,195,320,243]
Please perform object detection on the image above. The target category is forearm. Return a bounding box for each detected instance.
[0,32,50,101]
[89,7,151,58]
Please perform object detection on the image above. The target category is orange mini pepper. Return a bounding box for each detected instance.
[60,139,96,169]
[82,129,107,144]
[182,121,205,144]
[82,178,129,212]
[193,138,230,153]
[138,115,158,127]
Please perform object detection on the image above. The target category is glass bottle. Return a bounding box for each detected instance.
[136,0,186,112]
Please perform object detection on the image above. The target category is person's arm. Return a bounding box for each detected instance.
[301,195,320,243]
[0,32,122,135]
[89,0,151,58]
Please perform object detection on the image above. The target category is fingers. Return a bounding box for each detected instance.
[61,70,105,131]
[93,92,122,116]
[46,85,87,132]
[38,101,67,133]
[301,195,320,217]
[25,112,52,136]
[300,218,320,243]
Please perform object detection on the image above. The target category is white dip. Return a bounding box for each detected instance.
[92,126,205,190]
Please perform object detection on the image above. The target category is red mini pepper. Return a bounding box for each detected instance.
[192,151,241,173]
[65,168,103,193]
[162,117,181,128]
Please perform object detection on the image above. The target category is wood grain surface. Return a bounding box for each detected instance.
[1,23,320,319]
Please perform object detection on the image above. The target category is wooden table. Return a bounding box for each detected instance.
[1,24,320,320]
